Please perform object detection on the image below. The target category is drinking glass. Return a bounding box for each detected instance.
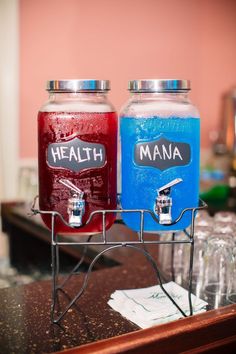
[213,222,235,236]
[203,234,234,296]
[160,231,190,285]
[158,232,172,272]
[195,210,213,228]
[214,211,236,224]
[189,226,211,297]
[227,248,236,304]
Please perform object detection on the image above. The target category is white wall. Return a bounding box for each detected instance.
[0,0,19,200]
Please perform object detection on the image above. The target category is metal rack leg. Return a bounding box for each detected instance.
[55,233,60,289]
[52,245,124,323]
[57,234,93,290]
[171,232,176,281]
[51,243,189,323]
[188,237,194,316]
[51,214,58,323]
[127,244,188,318]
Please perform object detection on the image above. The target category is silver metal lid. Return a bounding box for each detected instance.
[128,79,191,92]
[46,80,110,92]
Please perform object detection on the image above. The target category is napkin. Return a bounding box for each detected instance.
[108,281,208,329]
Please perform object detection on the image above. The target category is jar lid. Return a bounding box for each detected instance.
[128,79,191,92]
[46,80,110,92]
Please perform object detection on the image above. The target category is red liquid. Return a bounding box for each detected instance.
[38,111,117,234]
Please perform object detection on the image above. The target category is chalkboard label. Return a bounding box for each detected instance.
[134,138,190,171]
[47,137,106,172]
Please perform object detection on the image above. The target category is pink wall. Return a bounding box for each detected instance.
[19,0,236,158]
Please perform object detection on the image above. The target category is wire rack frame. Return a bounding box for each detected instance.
[31,197,207,324]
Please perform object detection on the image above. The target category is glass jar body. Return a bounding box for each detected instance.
[119,92,200,232]
[38,92,117,234]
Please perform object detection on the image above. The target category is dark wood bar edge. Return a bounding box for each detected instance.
[54,305,236,353]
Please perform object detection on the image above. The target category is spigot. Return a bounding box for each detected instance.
[59,179,85,227]
[155,178,183,224]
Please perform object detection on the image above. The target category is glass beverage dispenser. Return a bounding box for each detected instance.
[38,79,117,234]
[119,79,200,231]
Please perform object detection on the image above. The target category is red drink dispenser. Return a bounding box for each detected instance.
[38,80,117,234]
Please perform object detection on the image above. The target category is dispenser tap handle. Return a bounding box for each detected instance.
[59,179,84,198]
[157,178,183,195]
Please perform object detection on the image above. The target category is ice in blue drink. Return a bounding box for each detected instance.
[120,116,200,232]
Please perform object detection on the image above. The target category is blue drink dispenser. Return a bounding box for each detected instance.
[119,79,200,232]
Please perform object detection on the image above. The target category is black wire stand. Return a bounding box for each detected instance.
[31,197,207,324]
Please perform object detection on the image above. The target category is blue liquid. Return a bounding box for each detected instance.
[120,116,200,231]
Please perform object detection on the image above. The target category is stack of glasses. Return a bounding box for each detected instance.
[158,210,236,309]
